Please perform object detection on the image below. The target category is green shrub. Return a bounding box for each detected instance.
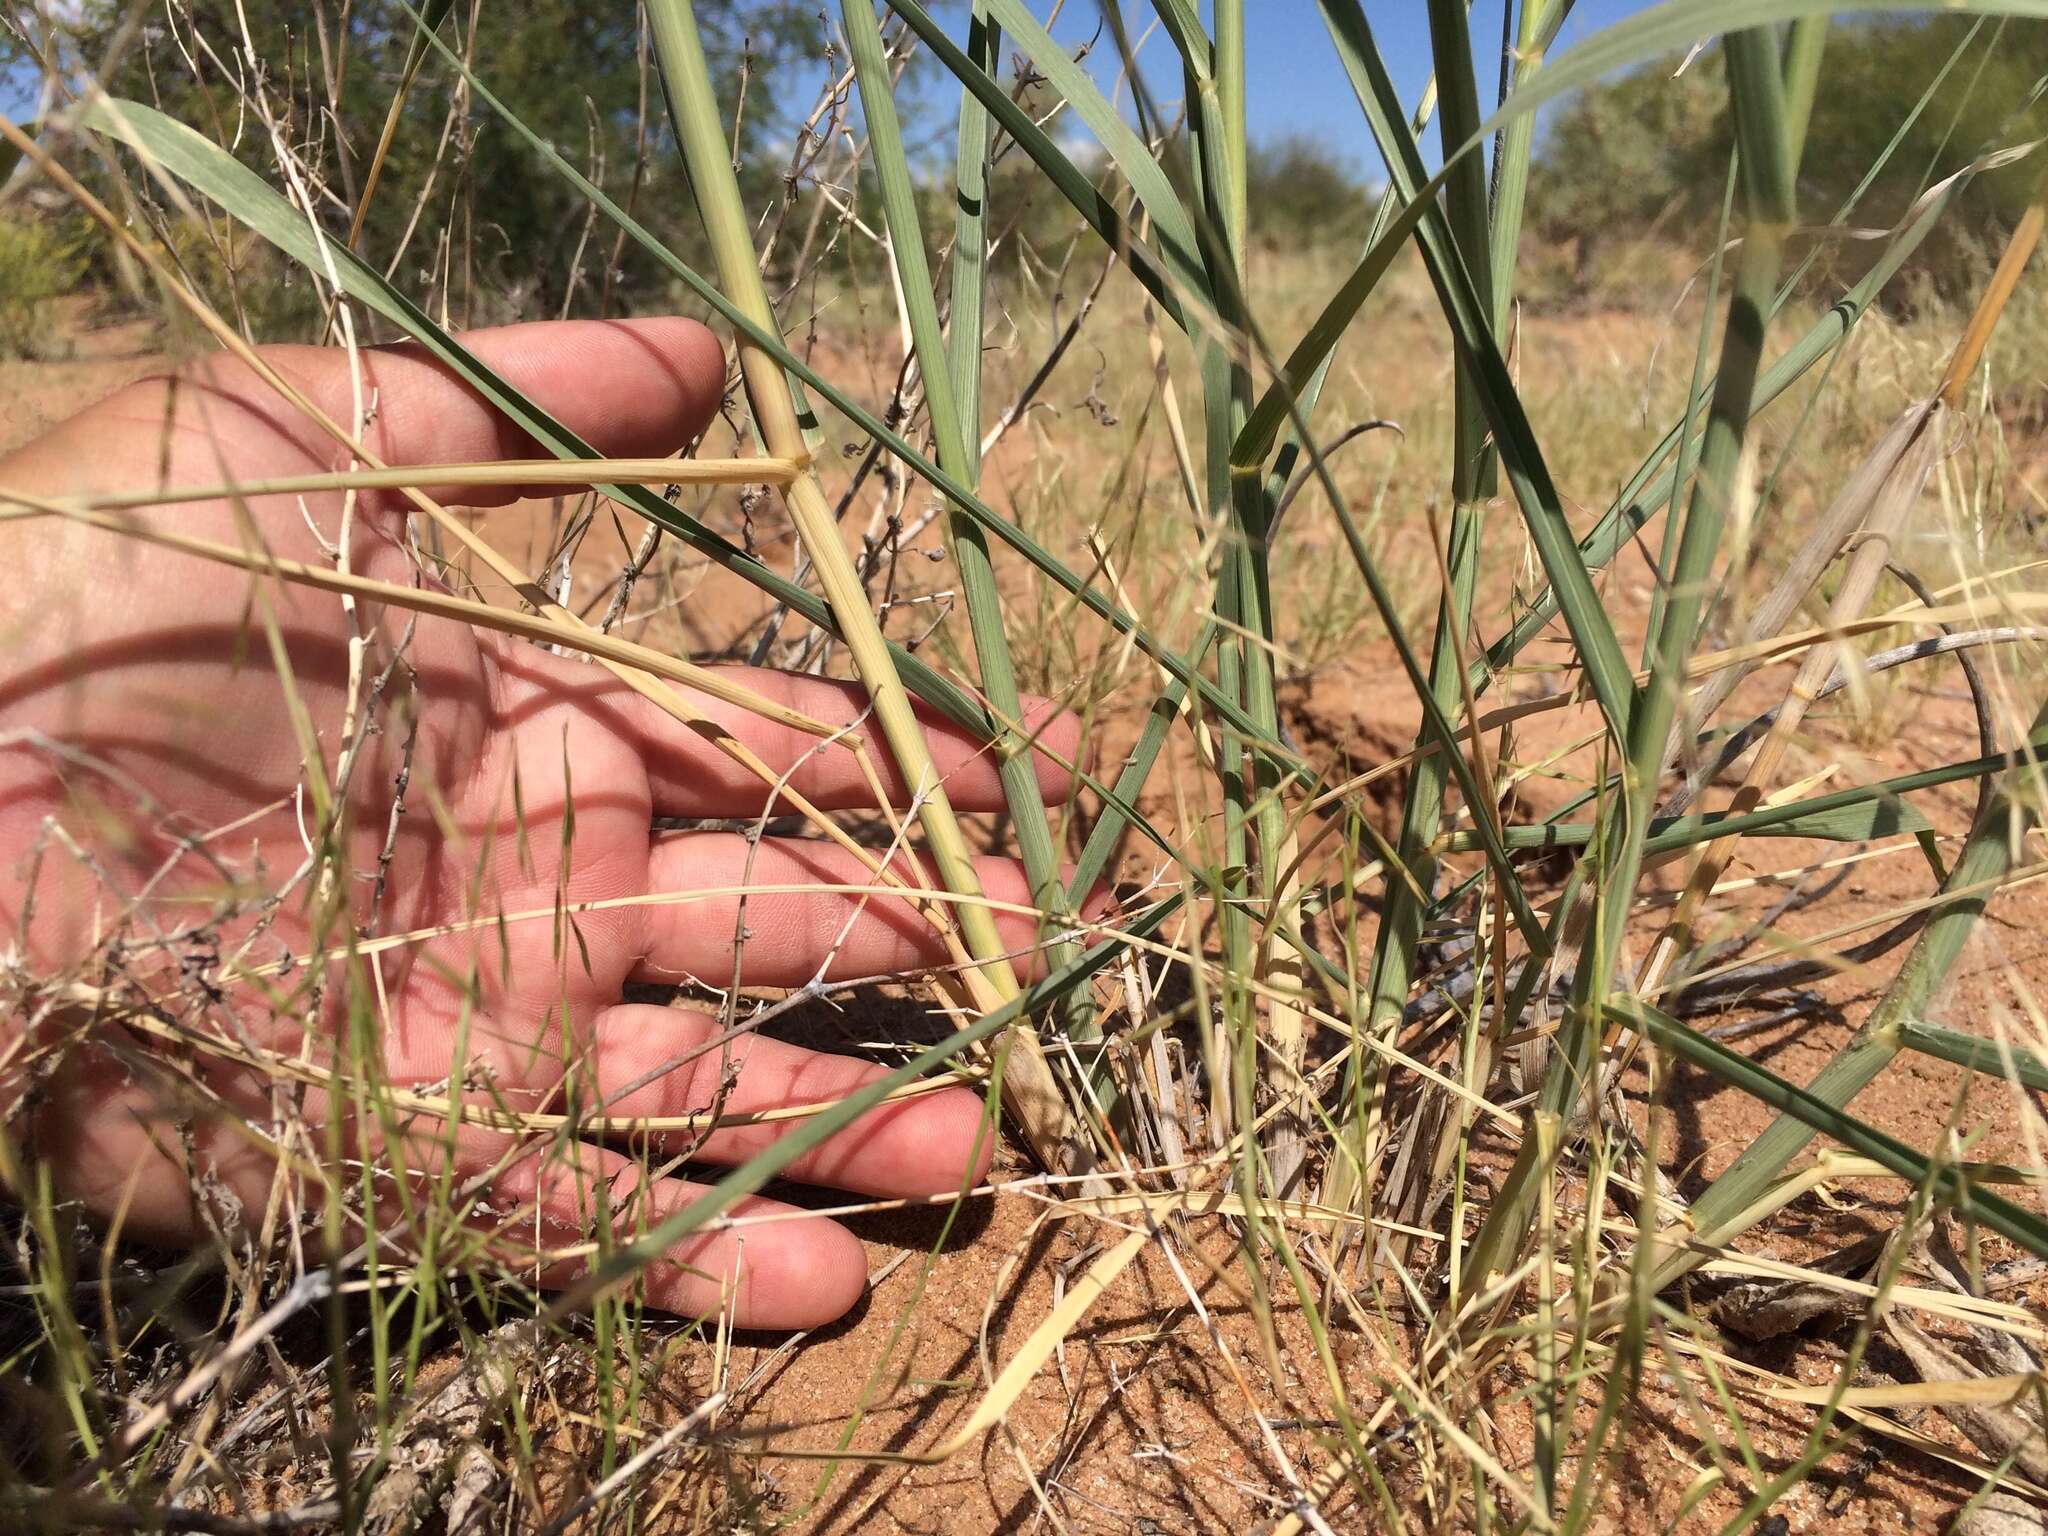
[151,216,326,343]
[0,213,87,358]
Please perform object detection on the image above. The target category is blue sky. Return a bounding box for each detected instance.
[3,1,1663,168]
[1249,1,1652,163]
[1029,1,1659,174]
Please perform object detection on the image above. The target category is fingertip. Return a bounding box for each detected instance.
[611,316,729,447]
[1018,696,1087,801]
[1017,693,1072,735]
[530,316,728,456]
[806,1080,994,1201]
[709,1209,867,1330]
[901,1085,997,1195]
[964,1113,998,1189]
[1076,878,1116,924]
[628,1199,869,1330]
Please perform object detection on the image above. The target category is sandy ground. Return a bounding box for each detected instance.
[7,303,2047,1533]
[692,668,2048,1534]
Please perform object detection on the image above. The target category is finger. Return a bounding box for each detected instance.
[623,669,1083,816]
[23,1034,246,1248]
[499,1141,870,1328]
[634,832,1102,986]
[20,317,727,511]
[336,317,729,503]
[210,1062,874,1328]
[582,1004,995,1198]
[35,1045,872,1329]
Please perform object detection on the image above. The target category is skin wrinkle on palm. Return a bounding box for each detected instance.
[0,316,1095,1332]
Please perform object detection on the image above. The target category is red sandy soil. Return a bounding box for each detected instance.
[685,661,2048,1534]
[7,306,2046,1534]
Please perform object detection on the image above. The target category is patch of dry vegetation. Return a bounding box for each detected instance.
[5,3,2048,1533]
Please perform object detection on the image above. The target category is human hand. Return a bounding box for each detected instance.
[0,317,1081,1328]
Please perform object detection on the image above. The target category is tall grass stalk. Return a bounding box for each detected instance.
[1464,25,1798,1295]
[837,0,1106,1163]
[642,0,1085,1170]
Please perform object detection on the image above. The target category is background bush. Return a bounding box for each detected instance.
[21,7,2043,327]
[0,211,87,357]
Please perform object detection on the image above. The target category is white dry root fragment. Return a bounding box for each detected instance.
[361,1322,552,1536]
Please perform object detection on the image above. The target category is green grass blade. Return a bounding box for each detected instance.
[1631,27,1790,762]
[1666,697,2048,1280]
[1426,0,1498,502]
[1215,0,1247,255]
[1730,27,1800,227]
[884,0,1209,331]
[1613,997,2048,1261]
[945,3,998,430]
[1489,0,1564,326]
[1303,0,1638,748]
[1146,0,1215,80]
[1443,791,1937,855]
[1644,156,1742,675]
[1247,2,1462,467]
[1779,17,1830,168]
[839,0,1071,935]
[1896,1019,2048,1093]
[981,0,1205,304]
[967,5,1286,945]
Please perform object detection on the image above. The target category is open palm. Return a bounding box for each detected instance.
[0,317,1078,1328]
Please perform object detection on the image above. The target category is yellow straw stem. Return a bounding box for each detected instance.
[646,0,1081,1169]
[0,456,798,515]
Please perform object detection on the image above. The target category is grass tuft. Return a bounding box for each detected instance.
[6,3,2048,1531]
